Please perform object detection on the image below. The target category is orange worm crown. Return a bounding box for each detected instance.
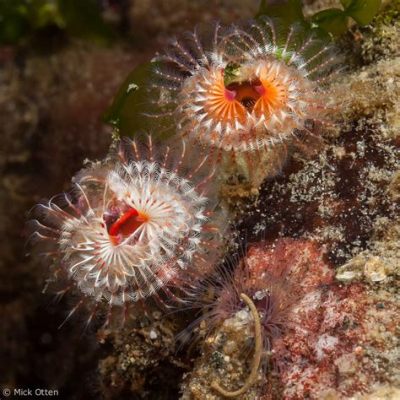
[150,17,340,153]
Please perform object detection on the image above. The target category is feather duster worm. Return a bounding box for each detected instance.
[151,17,340,154]
[28,136,226,325]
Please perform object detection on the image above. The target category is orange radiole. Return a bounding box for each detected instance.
[206,69,288,126]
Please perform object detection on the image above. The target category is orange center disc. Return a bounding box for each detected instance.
[206,69,288,127]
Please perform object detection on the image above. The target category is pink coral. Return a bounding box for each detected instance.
[243,241,399,400]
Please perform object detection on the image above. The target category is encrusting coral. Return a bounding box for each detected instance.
[180,238,333,399]
[181,239,399,400]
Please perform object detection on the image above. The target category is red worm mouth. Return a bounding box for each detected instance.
[107,207,149,245]
[225,79,263,112]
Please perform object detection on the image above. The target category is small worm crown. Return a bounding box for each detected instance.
[152,17,339,152]
[28,137,224,312]
[180,252,296,352]
[179,238,333,354]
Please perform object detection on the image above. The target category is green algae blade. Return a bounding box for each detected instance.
[311,8,348,36]
[58,0,114,44]
[342,0,382,26]
[103,62,175,140]
[256,0,305,25]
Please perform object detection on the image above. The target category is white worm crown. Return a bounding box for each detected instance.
[29,137,224,308]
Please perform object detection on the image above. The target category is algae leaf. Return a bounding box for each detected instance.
[342,0,382,25]
[0,0,114,45]
[311,8,348,36]
[103,62,174,140]
[256,0,382,38]
[103,62,151,135]
[58,0,114,44]
[0,0,30,44]
[256,0,305,25]
[29,0,65,30]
